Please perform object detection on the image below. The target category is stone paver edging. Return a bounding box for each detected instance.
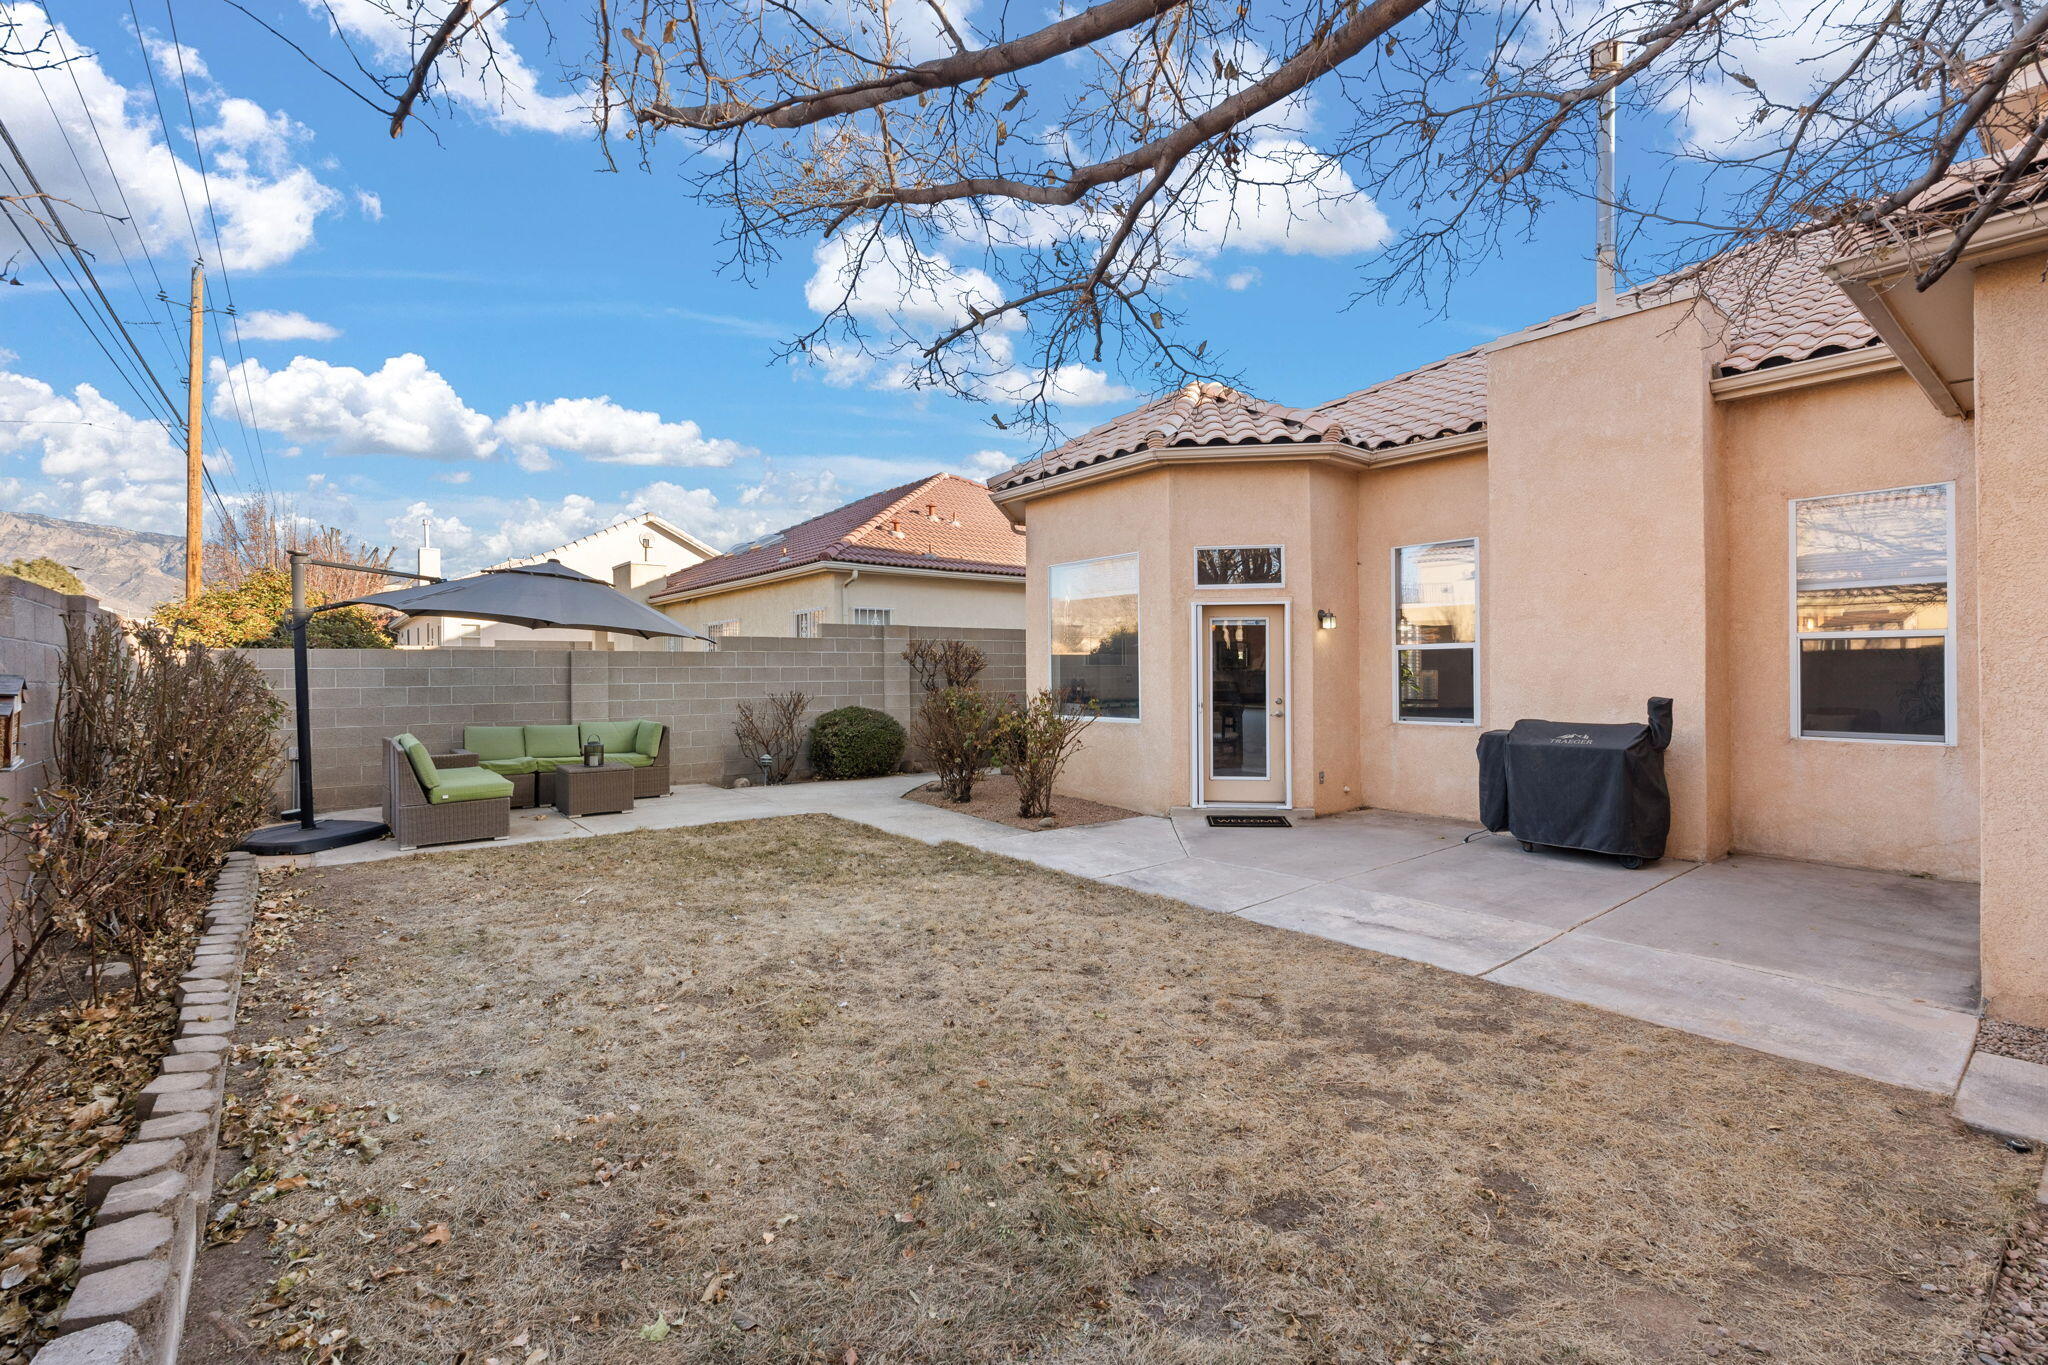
[28,853,258,1365]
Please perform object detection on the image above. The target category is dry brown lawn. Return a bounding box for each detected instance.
[185,815,2032,1364]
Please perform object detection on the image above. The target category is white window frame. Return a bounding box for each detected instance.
[852,607,892,626]
[703,619,737,649]
[1048,551,1141,723]
[1192,544,1286,589]
[793,608,822,638]
[1392,537,1481,727]
[1787,481,1957,746]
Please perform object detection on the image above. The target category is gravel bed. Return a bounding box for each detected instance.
[1978,1021,2048,1068]
[1969,1211,2048,1363]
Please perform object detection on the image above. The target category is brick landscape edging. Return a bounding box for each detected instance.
[29,853,258,1365]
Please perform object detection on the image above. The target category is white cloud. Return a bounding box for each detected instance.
[1225,268,1262,291]
[0,364,190,532]
[0,6,343,271]
[1176,138,1393,258]
[495,397,753,470]
[309,0,586,135]
[355,189,384,221]
[215,353,498,460]
[238,310,341,342]
[386,500,476,552]
[806,230,1017,334]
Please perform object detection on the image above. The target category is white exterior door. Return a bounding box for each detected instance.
[1199,606,1287,804]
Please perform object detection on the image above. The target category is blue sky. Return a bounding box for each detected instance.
[0,0,1671,574]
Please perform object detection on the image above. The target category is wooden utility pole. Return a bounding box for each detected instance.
[184,263,204,601]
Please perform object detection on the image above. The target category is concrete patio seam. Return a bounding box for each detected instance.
[1479,860,1709,978]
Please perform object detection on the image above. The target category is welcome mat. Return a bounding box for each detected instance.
[1206,814,1292,829]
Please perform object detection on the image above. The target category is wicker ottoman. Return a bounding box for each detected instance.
[552,762,636,818]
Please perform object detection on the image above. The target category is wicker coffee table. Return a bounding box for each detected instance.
[552,762,636,818]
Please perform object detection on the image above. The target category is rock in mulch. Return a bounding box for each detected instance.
[1971,1210,2048,1363]
[1980,1020,2048,1070]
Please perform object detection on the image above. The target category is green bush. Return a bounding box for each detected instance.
[808,705,907,779]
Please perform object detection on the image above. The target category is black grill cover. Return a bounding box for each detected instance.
[1475,698,1673,860]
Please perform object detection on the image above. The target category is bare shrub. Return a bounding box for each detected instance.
[1002,691,1096,820]
[734,691,809,783]
[912,687,1005,803]
[903,639,987,693]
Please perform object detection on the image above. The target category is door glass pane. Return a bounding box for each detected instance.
[1209,618,1268,778]
[1398,647,1475,721]
[1795,485,1948,588]
[1397,541,1476,644]
[1799,636,1945,739]
[1796,584,1948,632]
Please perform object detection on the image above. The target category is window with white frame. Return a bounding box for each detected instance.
[704,620,735,648]
[1792,483,1952,742]
[0,675,23,772]
[793,610,820,638]
[852,607,892,626]
[1394,539,1478,723]
[1195,546,1283,586]
[1050,554,1139,719]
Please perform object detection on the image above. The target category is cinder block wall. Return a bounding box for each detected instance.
[243,624,1027,812]
[0,578,109,922]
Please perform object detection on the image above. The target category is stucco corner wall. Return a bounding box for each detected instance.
[1972,250,2048,1023]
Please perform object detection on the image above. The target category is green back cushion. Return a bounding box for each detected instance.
[581,720,639,753]
[465,726,527,761]
[397,734,439,789]
[525,724,581,758]
[633,720,665,758]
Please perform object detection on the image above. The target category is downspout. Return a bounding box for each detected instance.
[840,569,861,623]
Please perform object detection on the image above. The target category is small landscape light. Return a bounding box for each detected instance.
[1317,610,1337,631]
[757,751,775,784]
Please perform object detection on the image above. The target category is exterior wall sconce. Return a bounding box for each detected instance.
[0,675,24,771]
[1317,610,1338,631]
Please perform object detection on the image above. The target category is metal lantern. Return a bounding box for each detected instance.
[582,737,605,767]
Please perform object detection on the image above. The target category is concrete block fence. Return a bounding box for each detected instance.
[30,853,258,1365]
[242,624,1026,813]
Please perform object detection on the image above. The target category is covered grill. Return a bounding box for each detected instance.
[1477,698,1674,868]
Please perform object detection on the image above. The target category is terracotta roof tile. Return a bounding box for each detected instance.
[1313,347,1489,450]
[989,381,1354,491]
[1712,237,1881,374]
[653,473,1023,598]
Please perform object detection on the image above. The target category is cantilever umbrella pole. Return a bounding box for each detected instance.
[243,550,442,856]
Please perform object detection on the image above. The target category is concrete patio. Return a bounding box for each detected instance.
[284,773,2047,1130]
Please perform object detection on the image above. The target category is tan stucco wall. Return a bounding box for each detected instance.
[659,569,1023,640]
[1718,368,1979,878]
[1351,451,1491,821]
[1973,250,2048,1024]
[1485,304,1730,861]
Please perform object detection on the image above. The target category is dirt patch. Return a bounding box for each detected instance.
[182,815,2033,1363]
[901,771,1135,830]
[1978,1017,2048,1068]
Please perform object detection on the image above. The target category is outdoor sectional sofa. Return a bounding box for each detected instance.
[384,734,515,849]
[454,721,671,808]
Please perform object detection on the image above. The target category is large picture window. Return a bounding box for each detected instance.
[1050,554,1139,720]
[1792,483,1953,742]
[1394,539,1478,723]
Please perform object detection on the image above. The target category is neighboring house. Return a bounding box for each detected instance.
[988,164,2048,1023]
[393,514,717,651]
[648,473,1025,641]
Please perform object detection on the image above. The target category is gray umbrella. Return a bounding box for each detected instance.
[344,560,709,640]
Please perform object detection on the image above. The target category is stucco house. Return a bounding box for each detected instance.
[393,513,717,650]
[649,473,1025,641]
[987,184,2048,1024]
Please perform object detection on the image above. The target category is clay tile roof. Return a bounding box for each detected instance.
[652,472,1024,599]
[1712,236,1881,374]
[1312,347,1489,450]
[989,381,1353,491]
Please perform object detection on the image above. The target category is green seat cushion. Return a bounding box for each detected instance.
[480,756,540,777]
[427,767,514,805]
[603,752,654,769]
[395,733,438,790]
[465,726,528,762]
[633,720,665,758]
[525,724,581,759]
[528,756,564,773]
[581,720,640,753]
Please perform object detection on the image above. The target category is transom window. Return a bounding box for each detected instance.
[1050,554,1139,720]
[1195,546,1283,587]
[852,607,892,626]
[1792,483,1953,743]
[1394,539,1479,724]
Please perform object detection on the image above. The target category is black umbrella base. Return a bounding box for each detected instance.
[239,818,388,856]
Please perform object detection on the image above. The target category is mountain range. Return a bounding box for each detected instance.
[0,510,184,620]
